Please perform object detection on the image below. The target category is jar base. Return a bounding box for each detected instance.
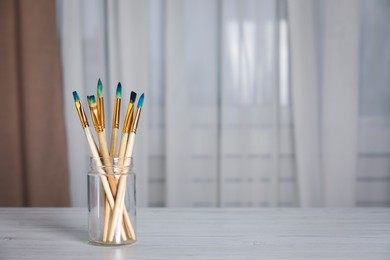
[89,239,137,247]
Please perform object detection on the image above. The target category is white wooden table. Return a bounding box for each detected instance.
[0,208,389,259]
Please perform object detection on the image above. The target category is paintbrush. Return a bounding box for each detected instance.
[87,95,113,179]
[72,92,119,235]
[117,91,137,165]
[88,95,118,241]
[105,83,121,241]
[97,79,106,139]
[109,83,122,157]
[108,93,144,242]
[115,91,137,239]
[73,91,100,160]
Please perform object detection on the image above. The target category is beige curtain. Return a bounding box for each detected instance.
[0,0,70,206]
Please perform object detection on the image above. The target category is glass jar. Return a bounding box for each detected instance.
[87,157,136,246]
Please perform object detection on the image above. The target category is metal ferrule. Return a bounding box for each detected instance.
[90,105,103,132]
[98,97,105,129]
[75,102,89,128]
[123,103,134,133]
[112,98,121,128]
[130,108,141,133]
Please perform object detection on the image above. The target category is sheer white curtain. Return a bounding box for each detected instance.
[57,0,390,207]
[288,0,390,207]
[288,0,360,207]
[165,0,295,207]
[358,0,390,207]
[57,0,293,207]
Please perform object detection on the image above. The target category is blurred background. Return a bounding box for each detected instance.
[1,0,389,208]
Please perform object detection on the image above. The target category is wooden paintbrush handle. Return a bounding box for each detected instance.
[108,133,137,242]
[97,132,117,196]
[99,173,130,240]
[110,128,119,157]
[84,128,115,204]
[108,174,136,242]
[86,128,129,241]
[98,131,136,241]
[118,132,129,163]
[103,198,111,241]
[103,197,127,241]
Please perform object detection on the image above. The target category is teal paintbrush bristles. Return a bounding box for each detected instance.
[116,83,122,98]
[97,79,103,98]
[137,93,144,108]
[90,95,97,105]
[130,91,137,103]
[87,95,97,106]
[73,91,80,102]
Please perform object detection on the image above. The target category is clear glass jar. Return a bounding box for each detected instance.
[87,157,136,246]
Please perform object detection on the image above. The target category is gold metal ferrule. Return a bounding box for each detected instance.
[98,97,105,129]
[123,103,134,133]
[89,105,103,132]
[75,101,89,128]
[112,98,121,129]
[130,108,141,133]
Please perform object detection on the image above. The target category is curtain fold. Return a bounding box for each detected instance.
[0,0,70,206]
[165,0,219,206]
[321,0,359,207]
[288,0,359,207]
[288,0,323,207]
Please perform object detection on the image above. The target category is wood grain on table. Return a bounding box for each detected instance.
[0,208,389,259]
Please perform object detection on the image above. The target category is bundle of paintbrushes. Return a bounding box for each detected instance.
[72,79,144,245]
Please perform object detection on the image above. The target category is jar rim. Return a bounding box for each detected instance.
[89,156,133,160]
[89,156,134,171]
[87,171,134,176]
